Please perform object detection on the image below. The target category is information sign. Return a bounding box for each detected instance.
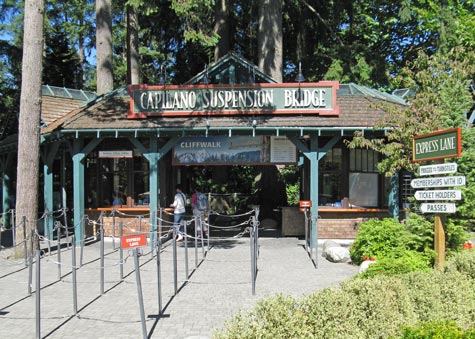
[420,203,456,214]
[418,162,457,176]
[410,176,466,188]
[412,128,461,162]
[121,234,147,249]
[414,190,462,201]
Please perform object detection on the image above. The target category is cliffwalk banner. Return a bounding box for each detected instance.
[127,82,339,118]
[173,136,297,165]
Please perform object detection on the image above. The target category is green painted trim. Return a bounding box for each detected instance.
[72,139,85,246]
[44,163,54,240]
[389,174,399,218]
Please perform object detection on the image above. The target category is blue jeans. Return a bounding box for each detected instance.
[173,213,184,234]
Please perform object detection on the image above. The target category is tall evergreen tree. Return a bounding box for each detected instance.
[15,0,45,258]
[96,0,113,94]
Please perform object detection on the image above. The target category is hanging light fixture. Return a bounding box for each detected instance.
[202,64,210,85]
[295,61,305,83]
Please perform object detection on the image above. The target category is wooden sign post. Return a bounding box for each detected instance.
[412,128,462,269]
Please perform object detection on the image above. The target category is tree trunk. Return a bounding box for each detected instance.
[77,30,85,88]
[257,0,283,82]
[96,0,113,95]
[127,3,140,85]
[15,0,45,258]
[214,0,230,62]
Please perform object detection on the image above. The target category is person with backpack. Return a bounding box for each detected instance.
[191,187,209,237]
[170,185,186,241]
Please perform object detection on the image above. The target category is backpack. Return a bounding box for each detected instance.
[196,193,208,211]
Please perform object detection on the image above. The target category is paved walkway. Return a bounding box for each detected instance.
[0,231,358,339]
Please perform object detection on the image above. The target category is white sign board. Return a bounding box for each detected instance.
[98,150,133,158]
[414,190,462,201]
[418,162,457,176]
[420,203,456,214]
[411,176,466,188]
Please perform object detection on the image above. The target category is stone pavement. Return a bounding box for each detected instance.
[0,231,358,339]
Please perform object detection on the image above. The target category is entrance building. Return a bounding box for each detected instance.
[0,52,408,246]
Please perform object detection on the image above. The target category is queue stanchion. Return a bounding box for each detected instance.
[183,219,189,279]
[300,200,317,268]
[194,215,199,268]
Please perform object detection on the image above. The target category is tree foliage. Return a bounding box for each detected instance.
[346,47,475,176]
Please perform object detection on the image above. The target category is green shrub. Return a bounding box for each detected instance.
[397,320,475,339]
[213,270,475,339]
[446,249,475,279]
[402,270,475,325]
[350,218,414,265]
[360,250,433,278]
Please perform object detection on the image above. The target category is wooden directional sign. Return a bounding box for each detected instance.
[414,190,462,201]
[411,176,466,189]
[418,162,457,176]
[420,203,456,214]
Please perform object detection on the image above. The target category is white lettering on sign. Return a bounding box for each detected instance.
[180,141,222,148]
[410,176,466,188]
[283,89,326,108]
[418,163,458,176]
[420,203,456,214]
[414,190,462,201]
[414,136,457,155]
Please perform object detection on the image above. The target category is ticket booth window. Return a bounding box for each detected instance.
[349,148,380,207]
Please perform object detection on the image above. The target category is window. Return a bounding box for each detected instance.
[349,149,380,207]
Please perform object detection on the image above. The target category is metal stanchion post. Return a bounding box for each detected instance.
[72,236,78,315]
[35,249,41,339]
[28,230,34,295]
[172,227,178,295]
[23,216,27,266]
[63,208,70,249]
[183,220,189,279]
[194,215,198,268]
[45,212,51,256]
[156,220,163,315]
[57,223,62,280]
[250,218,256,296]
[133,248,148,339]
[100,228,105,295]
[200,215,205,257]
[119,222,124,280]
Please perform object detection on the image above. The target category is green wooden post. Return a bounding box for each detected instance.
[388,174,399,219]
[129,136,179,246]
[309,135,319,259]
[42,143,60,240]
[72,139,85,246]
[71,138,103,246]
[43,164,54,239]
[148,137,159,246]
[1,153,13,228]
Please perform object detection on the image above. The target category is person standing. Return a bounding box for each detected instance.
[170,185,186,241]
[191,187,209,237]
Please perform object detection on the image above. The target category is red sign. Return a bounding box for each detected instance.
[121,234,147,249]
[299,200,312,208]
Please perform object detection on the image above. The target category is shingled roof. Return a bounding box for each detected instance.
[40,84,406,138]
[41,85,96,126]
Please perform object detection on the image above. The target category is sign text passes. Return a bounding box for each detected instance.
[412,128,461,162]
[420,203,456,214]
[127,82,339,118]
